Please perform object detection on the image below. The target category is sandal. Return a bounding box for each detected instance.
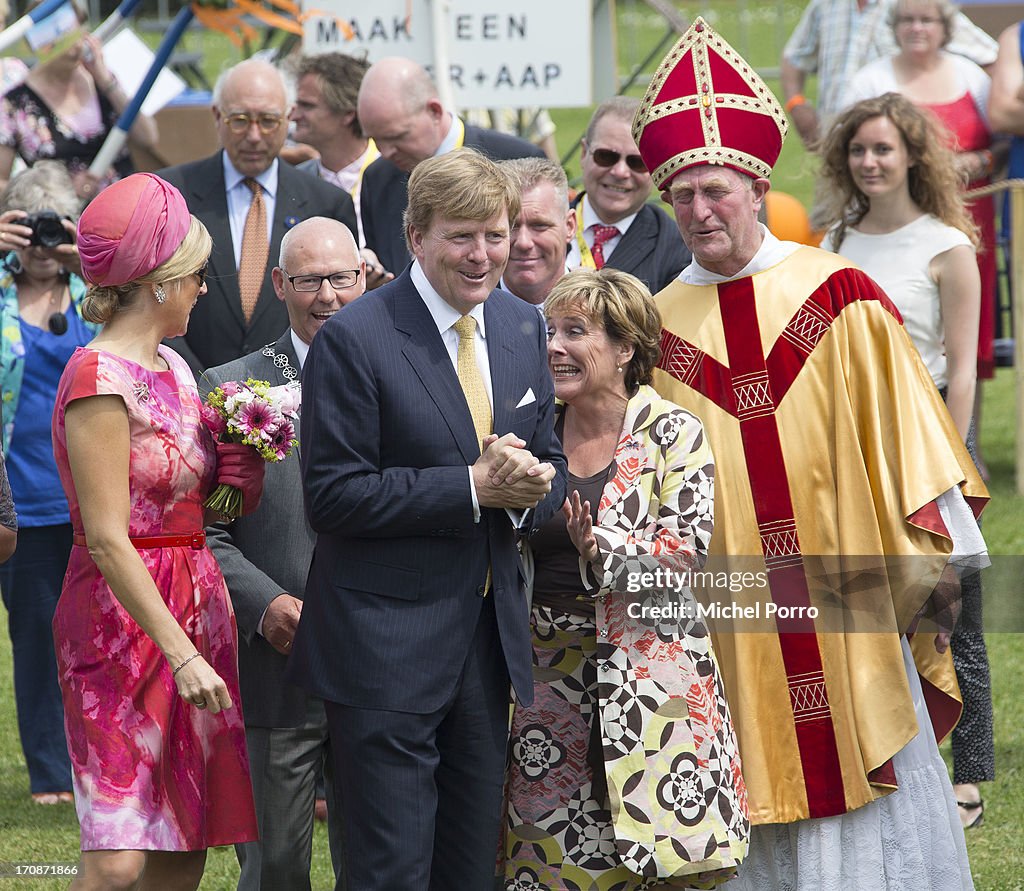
[31,791,73,806]
[957,798,984,829]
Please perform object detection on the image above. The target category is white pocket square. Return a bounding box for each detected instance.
[515,388,536,408]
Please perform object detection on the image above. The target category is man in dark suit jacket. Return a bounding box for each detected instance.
[568,96,691,293]
[159,59,357,375]
[290,150,566,890]
[201,218,365,891]
[356,56,545,277]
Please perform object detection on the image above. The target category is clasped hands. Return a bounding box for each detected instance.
[472,432,556,510]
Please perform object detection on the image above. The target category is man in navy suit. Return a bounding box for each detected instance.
[291,149,566,890]
[568,96,691,293]
[356,56,546,278]
[159,59,357,375]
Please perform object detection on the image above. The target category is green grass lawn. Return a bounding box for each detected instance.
[3,382,1020,890]
[1,7,1021,888]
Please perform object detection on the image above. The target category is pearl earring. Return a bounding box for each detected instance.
[154,285,166,304]
[616,365,624,373]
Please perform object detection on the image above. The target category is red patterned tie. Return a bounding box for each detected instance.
[238,178,269,324]
[590,224,620,269]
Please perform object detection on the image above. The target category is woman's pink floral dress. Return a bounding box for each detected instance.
[51,346,257,851]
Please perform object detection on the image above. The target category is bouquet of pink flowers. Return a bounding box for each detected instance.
[201,378,300,518]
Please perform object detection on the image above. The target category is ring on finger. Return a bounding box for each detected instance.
[194,697,207,709]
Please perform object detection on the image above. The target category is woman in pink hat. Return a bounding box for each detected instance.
[50,173,263,890]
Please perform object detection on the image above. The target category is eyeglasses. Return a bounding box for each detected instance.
[895,14,942,25]
[589,147,648,174]
[284,269,361,291]
[193,263,208,288]
[223,112,285,134]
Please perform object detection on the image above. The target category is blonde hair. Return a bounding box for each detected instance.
[403,149,520,250]
[544,268,661,392]
[503,157,570,214]
[81,216,212,324]
[819,93,979,249]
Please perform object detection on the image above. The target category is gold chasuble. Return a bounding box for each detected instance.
[653,247,987,826]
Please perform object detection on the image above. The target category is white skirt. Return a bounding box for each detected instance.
[726,637,974,890]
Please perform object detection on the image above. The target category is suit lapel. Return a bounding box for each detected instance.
[187,153,244,329]
[270,329,302,459]
[392,274,481,464]
[606,205,656,273]
[484,297,519,436]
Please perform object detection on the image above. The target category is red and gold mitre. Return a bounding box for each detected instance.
[632,17,788,189]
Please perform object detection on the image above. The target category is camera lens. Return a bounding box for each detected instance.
[26,210,72,248]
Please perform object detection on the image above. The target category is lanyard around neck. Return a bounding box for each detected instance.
[574,201,597,269]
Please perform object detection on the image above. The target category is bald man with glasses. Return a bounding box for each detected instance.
[159,59,357,376]
[568,96,691,294]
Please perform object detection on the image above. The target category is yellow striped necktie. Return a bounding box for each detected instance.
[453,315,492,450]
[454,314,492,596]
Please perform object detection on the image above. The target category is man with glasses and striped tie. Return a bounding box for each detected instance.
[158,59,357,377]
[568,96,691,294]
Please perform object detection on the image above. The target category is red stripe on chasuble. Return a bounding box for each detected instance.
[716,275,845,818]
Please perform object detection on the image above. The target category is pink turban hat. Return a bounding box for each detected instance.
[77,173,192,287]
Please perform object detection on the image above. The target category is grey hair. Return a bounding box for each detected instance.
[585,96,641,146]
[502,157,570,215]
[212,59,287,109]
[0,161,81,218]
[890,0,959,46]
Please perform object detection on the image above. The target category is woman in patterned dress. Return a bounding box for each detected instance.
[50,174,263,890]
[502,269,747,890]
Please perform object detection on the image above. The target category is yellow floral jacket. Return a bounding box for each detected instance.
[574,384,749,883]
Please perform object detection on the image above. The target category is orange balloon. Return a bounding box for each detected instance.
[765,191,814,245]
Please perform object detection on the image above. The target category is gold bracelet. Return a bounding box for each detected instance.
[172,652,201,677]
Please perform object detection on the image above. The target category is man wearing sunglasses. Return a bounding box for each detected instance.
[201,216,365,891]
[568,96,691,294]
[159,59,358,377]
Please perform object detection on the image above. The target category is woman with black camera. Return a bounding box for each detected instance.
[0,161,98,805]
